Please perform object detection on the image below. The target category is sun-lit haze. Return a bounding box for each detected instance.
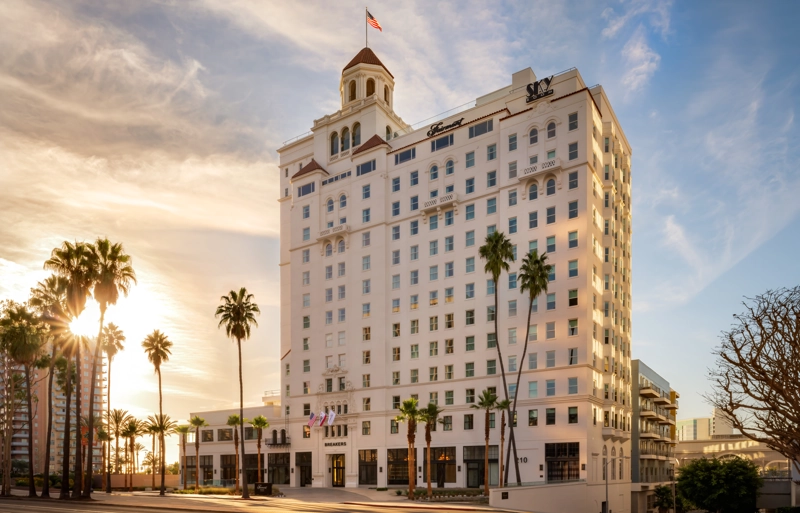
[2,0,800,465]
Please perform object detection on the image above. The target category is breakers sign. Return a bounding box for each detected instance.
[427,118,464,137]
[526,76,554,103]
[324,442,346,447]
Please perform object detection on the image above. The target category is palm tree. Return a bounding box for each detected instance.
[215,288,260,499]
[108,409,131,476]
[84,238,136,497]
[97,427,111,486]
[496,398,511,488]
[145,422,158,488]
[506,249,550,485]
[44,240,93,500]
[479,231,518,485]
[471,390,498,496]
[227,415,242,494]
[0,301,47,497]
[29,275,70,498]
[420,403,444,498]
[147,414,177,494]
[174,425,191,490]
[249,415,269,485]
[190,415,207,491]
[141,329,172,496]
[120,418,139,491]
[102,322,125,493]
[395,397,421,500]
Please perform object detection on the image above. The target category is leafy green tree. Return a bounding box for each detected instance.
[190,415,208,490]
[395,398,421,500]
[249,415,269,484]
[419,403,443,497]
[471,389,498,496]
[677,457,761,513]
[507,249,550,484]
[479,231,518,484]
[653,484,690,513]
[215,287,260,499]
[84,238,136,497]
[141,330,172,496]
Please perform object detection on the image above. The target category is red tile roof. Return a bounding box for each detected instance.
[292,158,328,180]
[343,47,393,78]
[352,134,391,156]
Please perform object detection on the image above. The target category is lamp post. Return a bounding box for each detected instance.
[603,458,614,513]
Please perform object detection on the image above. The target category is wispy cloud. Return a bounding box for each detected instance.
[620,25,661,94]
[601,0,673,39]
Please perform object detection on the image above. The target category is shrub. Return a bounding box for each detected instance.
[396,490,403,496]
[376,487,388,491]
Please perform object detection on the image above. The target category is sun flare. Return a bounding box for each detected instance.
[69,300,101,337]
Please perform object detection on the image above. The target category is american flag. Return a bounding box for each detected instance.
[367,11,382,31]
[307,412,316,427]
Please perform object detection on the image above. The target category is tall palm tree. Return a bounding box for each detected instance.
[395,397,421,500]
[141,329,172,495]
[506,249,550,485]
[108,409,131,476]
[147,414,177,494]
[496,399,511,489]
[44,240,93,500]
[215,288,260,499]
[420,403,444,498]
[190,415,207,491]
[227,415,242,494]
[249,416,269,485]
[174,425,191,490]
[471,389,498,496]
[97,427,111,487]
[146,422,158,488]
[102,323,125,493]
[52,356,75,494]
[84,238,136,497]
[120,418,139,491]
[479,231,518,484]
[29,275,70,498]
[0,301,47,497]
[134,442,147,473]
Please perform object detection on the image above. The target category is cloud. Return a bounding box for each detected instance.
[601,0,673,39]
[620,26,661,94]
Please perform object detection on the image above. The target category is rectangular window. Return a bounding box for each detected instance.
[568,289,578,307]
[546,408,556,425]
[393,322,401,338]
[302,205,310,219]
[568,113,578,131]
[546,379,556,396]
[363,374,371,387]
[394,148,416,165]
[429,367,438,381]
[363,327,371,341]
[297,182,315,197]
[392,177,400,192]
[569,142,578,161]
[466,151,475,168]
[357,159,377,176]
[410,170,419,186]
[469,119,493,138]
[410,320,418,334]
[508,300,517,317]
[547,149,556,159]
[529,353,538,369]
[487,171,497,187]
[362,208,371,223]
[410,220,419,236]
[529,409,539,426]
[546,350,555,368]
[430,265,439,281]
[410,270,419,285]
[509,217,517,234]
[568,407,578,424]
[431,133,454,152]
[508,272,517,289]
[509,133,517,151]
[568,201,578,219]
[568,260,578,278]
[410,369,419,383]
[466,230,475,247]
[392,201,400,217]
[465,177,475,194]
[568,171,578,190]
[487,144,497,161]
[445,364,454,380]
[466,388,476,404]
[487,360,496,375]
[547,293,556,310]
[445,287,454,303]
[568,319,578,336]
[568,231,578,248]
[429,316,439,331]
[509,189,518,206]
[466,336,475,352]
[568,377,578,395]
[362,303,371,317]
[547,207,556,224]
[444,210,454,226]
[464,414,474,430]
[430,214,439,230]
[444,261,454,278]
[411,295,419,310]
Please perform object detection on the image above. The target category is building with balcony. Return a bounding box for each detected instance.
[278,47,633,512]
[631,360,679,513]
[676,408,734,441]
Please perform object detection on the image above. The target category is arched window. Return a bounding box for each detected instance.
[602,446,608,480]
[445,160,454,175]
[529,128,538,145]
[366,78,375,97]
[271,430,278,444]
[603,446,607,456]
[386,126,392,140]
[384,85,390,103]
[325,244,333,257]
[611,447,617,480]
[337,240,345,253]
[546,179,556,196]
[280,429,286,444]
[547,122,556,138]
[330,132,339,155]
[430,165,439,180]
[327,198,334,212]
[341,127,350,151]
[348,81,356,101]
[352,123,361,147]
[339,194,347,208]
[529,183,538,200]
[619,449,624,479]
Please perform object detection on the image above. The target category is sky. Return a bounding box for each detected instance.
[1,0,799,464]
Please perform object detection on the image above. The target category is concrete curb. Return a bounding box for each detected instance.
[343,501,515,512]
[0,495,270,513]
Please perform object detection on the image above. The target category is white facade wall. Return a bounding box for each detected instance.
[277,50,633,509]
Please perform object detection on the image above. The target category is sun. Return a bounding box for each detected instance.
[69,299,101,338]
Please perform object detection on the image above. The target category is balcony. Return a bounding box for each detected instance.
[654,395,670,405]
[639,386,660,399]
[518,157,562,181]
[639,408,656,418]
[602,427,629,442]
[317,224,349,241]
[640,431,660,440]
[265,436,291,448]
[664,400,679,410]
[422,192,459,212]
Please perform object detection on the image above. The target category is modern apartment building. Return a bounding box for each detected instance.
[1,350,106,474]
[676,408,734,441]
[277,48,633,510]
[630,360,679,513]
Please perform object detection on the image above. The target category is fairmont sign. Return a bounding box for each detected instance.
[427,118,464,137]
[324,442,347,447]
[526,76,554,103]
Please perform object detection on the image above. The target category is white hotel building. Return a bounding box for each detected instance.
[277,48,633,511]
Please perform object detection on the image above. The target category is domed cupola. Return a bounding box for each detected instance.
[340,47,395,109]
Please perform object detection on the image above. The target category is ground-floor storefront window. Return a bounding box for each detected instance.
[268,453,290,484]
[423,446,456,486]
[220,454,236,481]
[545,442,579,482]
[296,452,312,487]
[359,449,377,485]
[463,445,498,488]
[244,453,264,484]
[387,448,417,485]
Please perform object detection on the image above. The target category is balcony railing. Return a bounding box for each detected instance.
[317,224,349,240]
[518,157,562,181]
[422,192,459,212]
[265,436,291,447]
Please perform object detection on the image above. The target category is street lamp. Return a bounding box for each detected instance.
[603,457,614,513]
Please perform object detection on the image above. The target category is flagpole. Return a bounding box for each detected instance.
[365,7,368,48]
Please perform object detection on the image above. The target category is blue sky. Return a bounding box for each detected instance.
[1,0,799,445]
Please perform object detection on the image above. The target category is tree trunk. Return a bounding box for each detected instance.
[195,431,200,491]
[158,367,166,496]
[234,430,239,494]
[506,293,535,485]
[72,345,82,498]
[237,338,250,498]
[59,359,72,499]
[106,355,112,493]
[491,276,519,486]
[151,434,156,488]
[256,433,262,484]
[182,436,187,490]
[484,410,489,497]
[84,308,105,497]
[499,410,505,490]
[24,365,37,497]
[42,351,57,498]
[407,435,413,500]
[426,431,432,497]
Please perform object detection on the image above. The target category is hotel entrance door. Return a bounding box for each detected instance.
[331,454,345,487]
